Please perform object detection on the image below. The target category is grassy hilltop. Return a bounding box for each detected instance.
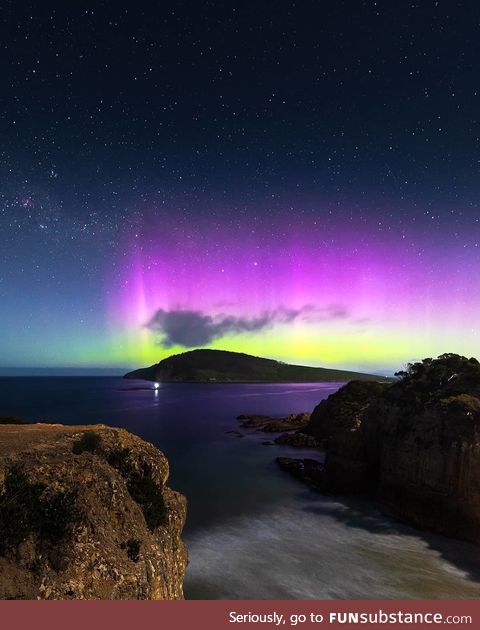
[124,349,388,383]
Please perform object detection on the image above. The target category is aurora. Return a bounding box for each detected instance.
[101,207,480,374]
[1,3,479,374]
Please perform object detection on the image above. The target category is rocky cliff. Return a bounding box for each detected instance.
[307,380,388,447]
[0,424,187,600]
[371,355,480,543]
[279,354,480,545]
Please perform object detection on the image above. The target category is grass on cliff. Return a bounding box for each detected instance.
[0,465,81,567]
[72,436,168,532]
[72,431,102,454]
[121,538,142,562]
[107,447,167,531]
[307,380,389,443]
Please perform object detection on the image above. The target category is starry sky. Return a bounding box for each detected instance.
[1,1,479,374]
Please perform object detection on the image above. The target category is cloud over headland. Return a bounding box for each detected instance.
[146,304,349,348]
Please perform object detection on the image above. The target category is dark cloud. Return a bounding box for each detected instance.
[146,304,349,348]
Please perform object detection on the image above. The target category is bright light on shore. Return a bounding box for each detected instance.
[154,382,160,390]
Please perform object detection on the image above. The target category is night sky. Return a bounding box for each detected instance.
[1,1,479,373]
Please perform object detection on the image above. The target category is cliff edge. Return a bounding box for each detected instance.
[279,354,480,545]
[0,424,187,600]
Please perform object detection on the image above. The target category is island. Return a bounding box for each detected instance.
[124,349,389,383]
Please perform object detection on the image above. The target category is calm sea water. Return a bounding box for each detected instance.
[1,377,480,599]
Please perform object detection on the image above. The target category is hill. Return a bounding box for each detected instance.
[124,349,388,383]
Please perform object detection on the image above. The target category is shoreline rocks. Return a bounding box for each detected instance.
[235,412,320,448]
[276,457,324,488]
[237,412,310,432]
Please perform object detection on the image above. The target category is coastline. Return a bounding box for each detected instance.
[1,375,480,600]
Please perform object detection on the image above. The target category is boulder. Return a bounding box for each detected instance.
[0,423,187,600]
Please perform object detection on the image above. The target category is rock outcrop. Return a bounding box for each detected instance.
[371,355,480,543]
[0,424,187,600]
[278,354,480,545]
[306,380,389,447]
[238,412,310,432]
[236,412,320,447]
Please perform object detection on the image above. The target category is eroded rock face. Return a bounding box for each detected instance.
[0,424,187,600]
[282,354,480,545]
[374,390,480,543]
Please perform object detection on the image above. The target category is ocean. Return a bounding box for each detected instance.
[1,377,480,599]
